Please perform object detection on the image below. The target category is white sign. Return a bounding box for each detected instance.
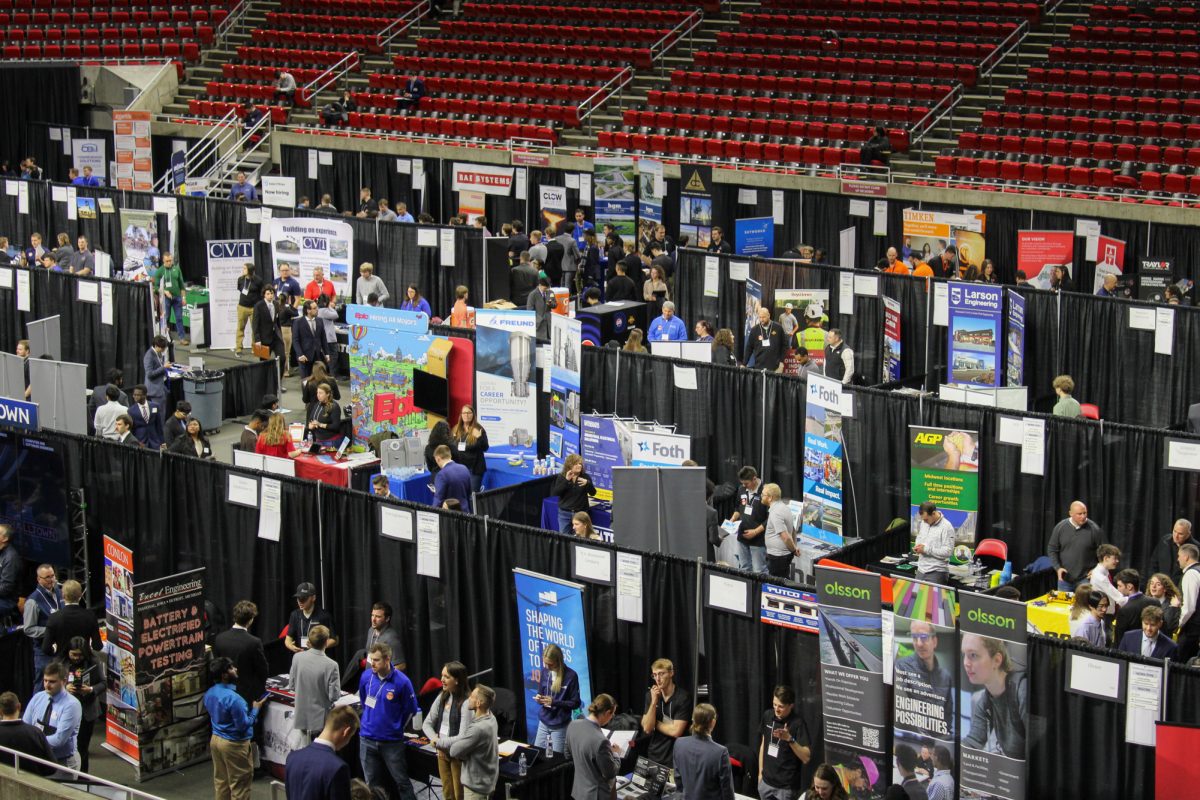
[707,574,748,615]
[704,255,719,298]
[1154,307,1174,355]
[257,478,282,542]
[206,240,256,351]
[262,176,297,209]
[1128,307,1156,331]
[838,271,854,314]
[616,552,643,623]
[416,511,440,578]
[573,545,612,584]
[933,282,949,326]
[1125,663,1162,747]
[72,138,107,178]
[270,218,354,298]
[729,261,749,282]
[853,274,879,297]
[806,375,844,413]
[873,200,888,236]
[226,474,259,508]
[380,505,414,541]
[772,190,784,224]
[849,199,869,217]
[1020,417,1045,476]
[451,162,515,195]
[100,282,113,325]
[15,269,30,311]
[630,430,691,466]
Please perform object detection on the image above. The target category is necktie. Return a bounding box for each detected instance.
[310,319,316,335]
[142,404,149,422]
[1143,638,1153,657]
[39,695,55,734]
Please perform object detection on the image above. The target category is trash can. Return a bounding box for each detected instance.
[182,370,225,434]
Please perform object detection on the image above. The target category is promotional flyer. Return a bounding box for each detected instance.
[775,289,829,374]
[1093,234,1126,294]
[909,426,980,546]
[474,309,538,473]
[902,208,986,276]
[550,314,582,458]
[1005,290,1025,387]
[883,296,902,383]
[802,376,845,547]
[958,593,1028,800]
[947,282,1004,388]
[270,217,355,298]
[539,185,567,234]
[1016,230,1073,290]
[593,158,637,241]
[513,569,592,743]
[817,565,887,799]
[678,165,713,248]
[205,239,256,351]
[891,579,959,793]
[637,159,664,252]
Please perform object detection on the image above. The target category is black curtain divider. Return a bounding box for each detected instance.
[982,567,1056,600]
[0,64,81,168]
[218,359,281,419]
[824,524,912,568]
[473,475,556,528]
[24,122,114,187]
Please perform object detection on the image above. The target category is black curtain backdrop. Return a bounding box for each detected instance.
[0,65,81,168]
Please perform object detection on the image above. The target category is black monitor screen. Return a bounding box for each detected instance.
[412,369,449,418]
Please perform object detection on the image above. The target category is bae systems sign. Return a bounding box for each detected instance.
[452,163,515,196]
[0,397,39,431]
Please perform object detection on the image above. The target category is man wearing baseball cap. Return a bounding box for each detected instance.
[285,582,338,654]
[778,303,798,339]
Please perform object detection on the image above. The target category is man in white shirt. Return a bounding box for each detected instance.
[1088,544,1126,617]
[913,501,956,586]
[1176,543,1200,660]
[92,385,128,440]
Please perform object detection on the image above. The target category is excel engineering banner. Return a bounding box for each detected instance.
[958,593,1028,800]
[549,314,582,458]
[817,565,887,798]
[947,281,1003,388]
[593,158,637,241]
[474,309,538,473]
[513,569,593,742]
[891,578,959,793]
[802,376,845,547]
[910,426,980,546]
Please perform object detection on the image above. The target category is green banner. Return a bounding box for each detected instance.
[909,426,979,546]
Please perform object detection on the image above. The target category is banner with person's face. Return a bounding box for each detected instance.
[910,426,980,547]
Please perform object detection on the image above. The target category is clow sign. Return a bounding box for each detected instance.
[0,397,39,430]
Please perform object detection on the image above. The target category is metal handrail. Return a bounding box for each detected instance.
[127,59,175,109]
[301,50,361,101]
[910,84,965,160]
[154,106,244,193]
[377,0,432,49]
[201,110,274,188]
[0,743,167,799]
[578,68,634,124]
[215,0,250,44]
[649,8,704,63]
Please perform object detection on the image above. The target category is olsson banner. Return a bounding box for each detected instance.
[947,281,1004,388]
[909,426,980,546]
[890,579,959,794]
[513,569,592,743]
[958,593,1028,800]
[817,565,887,797]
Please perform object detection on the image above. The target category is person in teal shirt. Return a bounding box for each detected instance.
[204,657,266,799]
[155,253,188,344]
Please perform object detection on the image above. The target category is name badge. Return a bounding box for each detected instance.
[299,636,309,649]
[768,742,780,758]
[660,333,669,340]
[365,695,377,709]
[241,287,249,295]
[743,505,751,515]
[458,442,466,451]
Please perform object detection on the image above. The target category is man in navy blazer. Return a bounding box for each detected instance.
[285,705,359,800]
[142,335,170,420]
[128,385,165,449]
[291,300,330,379]
[1117,606,1179,660]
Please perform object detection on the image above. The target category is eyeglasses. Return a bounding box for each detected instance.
[911,633,933,643]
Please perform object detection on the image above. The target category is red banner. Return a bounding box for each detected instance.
[1093,234,1126,293]
[1017,230,1074,289]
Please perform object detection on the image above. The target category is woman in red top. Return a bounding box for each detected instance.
[255,412,294,459]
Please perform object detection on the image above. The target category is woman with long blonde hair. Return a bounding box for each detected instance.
[255,412,293,458]
[533,643,580,755]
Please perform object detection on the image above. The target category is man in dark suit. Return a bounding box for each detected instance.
[88,368,129,424]
[1114,569,1158,642]
[566,694,620,800]
[254,286,286,384]
[142,335,170,421]
[673,704,734,799]
[1118,605,1179,660]
[284,705,359,800]
[128,384,165,449]
[744,305,786,373]
[291,300,330,380]
[212,600,271,706]
[395,73,426,112]
[41,579,102,659]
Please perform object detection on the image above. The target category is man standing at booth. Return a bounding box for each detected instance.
[22,662,81,773]
[1176,543,1200,661]
[292,300,331,380]
[0,525,20,624]
[1150,519,1193,587]
[648,301,687,342]
[1047,501,1104,591]
[824,329,855,385]
[23,564,62,690]
[640,658,691,767]
[143,335,170,423]
[286,583,337,654]
[205,657,267,800]
[359,643,419,800]
[745,306,785,372]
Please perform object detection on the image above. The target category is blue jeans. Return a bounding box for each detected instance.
[166,295,185,337]
[534,721,567,754]
[557,507,575,534]
[361,738,417,800]
[736,544,767,574]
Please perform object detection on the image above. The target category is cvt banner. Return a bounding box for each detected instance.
[593,158,637,241]
[910,426,980,546]
[958,593,1028,800]
[1005,289,1026,387]
[1016,230,1073,290]
[539,185,567,234]
[513,569,593,743]
[776,289,829,374]
[678,165,714,248]
[947,281,1004,388]
[637,159,664,252]
[270,217,355,299]
[549,314,582,458]
[817,565,887,798]
[1093,234,1126,294]
[882,296,901,382]
[801,376,845,547]
[734,216,774,257]
[1138,257,1173,302]
[474,309,538,473]
[891,578,959,794]
[206,239,256,351]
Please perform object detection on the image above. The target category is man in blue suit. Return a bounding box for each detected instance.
[128,385,165,449]
[142,335,170,421]
[432,445,472,512]
[1117,606,1178,660]
[285,704,359,800]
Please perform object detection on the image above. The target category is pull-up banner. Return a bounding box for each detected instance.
[270,217,354,299]
[882,296,901,382]
[910,426,980,546]
[902,208,986,276]
[1016,230,1073,290]
[947,281,1003,388]
[1093,234,1127,294]
[678,165,713,248]
[637,159,664,252]
[802,376,845,547]
[1005,289,1026,387]
[549,314,582,458]
[475,309,538,472]
[593,158,637,241]
[817,565,887,798]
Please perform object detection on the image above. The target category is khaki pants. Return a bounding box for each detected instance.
[280,325,294,376]
[463,788,491,800]
[437,750,463,800]
[235,305,254,353]
[210,734,254,800]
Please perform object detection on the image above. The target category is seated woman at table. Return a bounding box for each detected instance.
[572,511,601,540]
[450,404,489,493]
[424,420,454,476]
[305,383,342,446]
[168,417,214,459]
[302,359,340,405]
[400,283,432,317]
[255,412,295,459]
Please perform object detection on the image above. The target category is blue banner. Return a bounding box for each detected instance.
[513,569,592,743]
[1006,289,1025,387]
[734,216,774,257]
[346,304,430,335]
[581,414,624,502]
[594,158,637,241]
[0,397,39,431]
[549,315,582,458]
[802,377,845,546]
[475,310,538,474]
[947,282,1004,388]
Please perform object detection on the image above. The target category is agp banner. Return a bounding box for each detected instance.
[958,593,1028,800]
[271,218,354,298]
[540,185,567,234]
[637,159,664,251]
[513,569,592,743]
[947,281,1004,388]
[549,314,582,458]
[1093,234,1127,294]
[891,579,959,794]
[910,426,980,546]
[452,162,515,195]
[817,565,887,798]
[882,296,901,383]
[593,158,637,240]
[1016,230,1073,290]
[1005,289,1026,387]
[475,310,538,472]
[206,239,256,351]
[802,376,845,547]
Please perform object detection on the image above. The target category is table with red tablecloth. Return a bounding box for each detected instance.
[291,452,381,491]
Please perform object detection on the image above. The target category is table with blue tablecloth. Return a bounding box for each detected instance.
[375,457,538,507]
[541,497,613,539]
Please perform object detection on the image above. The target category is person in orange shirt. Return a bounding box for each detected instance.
[449,285,472,328]
[907,252,934,277]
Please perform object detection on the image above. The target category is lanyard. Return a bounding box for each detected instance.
[38,587,59,613]
[368,673,390,704]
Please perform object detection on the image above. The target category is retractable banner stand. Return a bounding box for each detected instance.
[802,376,845,548]
[593,158,637,241]
[678,165,714,248]
[120,209,158,273]
[637,159,664,251]
[734,216,774,257]
[775,289,829,374]
[1138,257,1173,302]
[112,110,153,191]
[958,593,1028,800]
[1093,234,1127,294]
[513,569,592,743]
[270,217,355,299]
[910,426,980,547]
[474,309,538,472]
[549,314,581,458]
[891,579,959,793]
[104,536,138,764]
[947,281,1004,388]
[816,565,888,798]
[744,279,762,346]
[206,239,256,351]
[1005,289,1026,387]
[72,138,107,180]
[539,185,567,234]
[882,296,901,382]
[1016,230,1073,290]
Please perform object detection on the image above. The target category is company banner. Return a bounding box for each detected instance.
[1005,289,1025,387]
[902,209,986,276]
[678,165,713,248]
[170,145,186,194]
[120,209,158,273]
[349,321,444,445]
[776,289,829,374]
[346,303,430,335]
[637,159,664,252]
[593,158,637,240]
[452,162,515,196]
[270,217,355,298]
[549,314,582,457]
[1093,234,1126,294]
[581,414,626,502]
[1138,256,1173,302]
[103,536,138,764]
[802,376,845,547]
[206,239,256,350]
[539,185,567,234]
[475,310,538,472]
[72,138,107,179]
[816,565,887,798]
[735,216,774,257]
[113,110,152,191]
[745,278,762,347]
[459,190,486,225]
[958,593,1028,800]
[261,176,296,209]
[909,426,980,546]
[882,296,901,382]
[630,429,690,466]
[761,583,819,633]
[891,579,959,792]
[1016,230,1073,289]
[0,397,38,430]
[513,569,592,743]
[947,281,1003,388]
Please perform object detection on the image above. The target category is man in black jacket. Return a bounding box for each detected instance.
[1114,569,1157,643]
[212,600,270,706]
[605,261,638,302]
[42,580,102,659]
[509,252,539,306]
[1149,519,1193,586]
[254,286,286,390]
[744,306,786,373]
[292,300,330,379]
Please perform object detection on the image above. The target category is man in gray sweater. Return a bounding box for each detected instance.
[355,262,390,306]
[437,685,499,800]
[1047,500,1104,591]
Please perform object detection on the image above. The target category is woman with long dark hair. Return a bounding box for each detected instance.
[59,636,104,771]
[401,284,432,317]
[168,417,213,459]
[551,454,596,534]
[801,763,850,800]
[302,360,340,405]
[450,405,489,493]
[305,383,342,446]
[422,661,472,800]
[424,420,454,476]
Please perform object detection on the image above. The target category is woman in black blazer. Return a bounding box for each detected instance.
[450,404,490,493]
[305,383,342,445]
[168,417,214,459]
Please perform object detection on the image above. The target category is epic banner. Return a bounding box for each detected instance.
[513,569,592,742]
[549,314,582,458]
[474,310,538,472]
[817,565,887,798]
[270,217,355,298]
[802,376,845,547]
[947,281,1004,388]
[206,239,256,351]
[593,158,637,240]
[910,426,980,546]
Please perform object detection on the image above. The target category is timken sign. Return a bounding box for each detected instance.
[452,163,515,195]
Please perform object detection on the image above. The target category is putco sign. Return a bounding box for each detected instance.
[630,430,691,467]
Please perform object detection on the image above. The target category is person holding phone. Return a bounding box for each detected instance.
[204,657,268,799]
[551,455,597,535]
[532,644,580,756]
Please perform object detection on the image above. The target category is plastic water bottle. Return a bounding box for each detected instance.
[518,753,528,777]
[1000,560,1013,585]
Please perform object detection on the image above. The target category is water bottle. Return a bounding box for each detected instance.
[518,752,528,777]
[1000,560,1013,585]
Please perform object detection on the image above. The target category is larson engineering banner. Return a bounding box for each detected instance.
[910,426,980,546]
[271,217,354,298]
[947,281,1004,388]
